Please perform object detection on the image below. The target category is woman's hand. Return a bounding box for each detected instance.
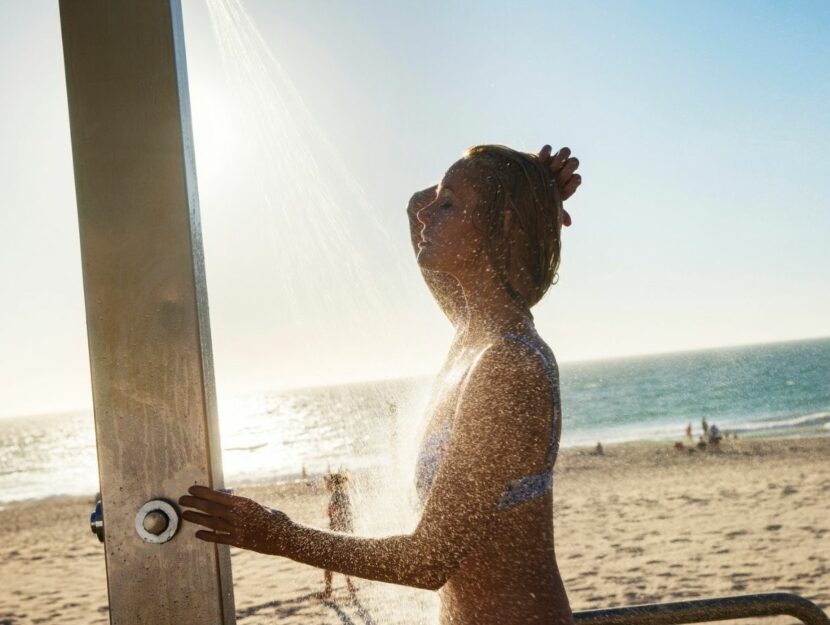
[538,145,581,226]
[407,185,438,252]
[178,485,292,556]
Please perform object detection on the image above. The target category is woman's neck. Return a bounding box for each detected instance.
[456,265,533,340]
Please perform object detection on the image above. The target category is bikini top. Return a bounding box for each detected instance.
[414,333,561,510]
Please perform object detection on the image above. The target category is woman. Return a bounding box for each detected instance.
[179,144,582,624]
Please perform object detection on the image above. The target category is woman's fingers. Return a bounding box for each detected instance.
[187,485,237,505]
[181,509,235,533]
[195,530,236,545]
[538,144,553,163]
[407,185,438,216]
[179,495,239,522]
[557,157,579,186]
[561,173,582,201]
[550,147,571,173]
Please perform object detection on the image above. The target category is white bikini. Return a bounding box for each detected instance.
[414,334,562,510]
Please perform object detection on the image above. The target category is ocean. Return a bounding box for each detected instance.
[1,337,828,505]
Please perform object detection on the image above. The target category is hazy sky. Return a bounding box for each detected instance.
[1,0,829,418]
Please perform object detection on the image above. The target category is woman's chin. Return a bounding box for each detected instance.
[416,246,440,270]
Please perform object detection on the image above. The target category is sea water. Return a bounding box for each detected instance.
[1,336,828,506]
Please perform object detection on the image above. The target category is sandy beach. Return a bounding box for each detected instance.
[1,436,828,624]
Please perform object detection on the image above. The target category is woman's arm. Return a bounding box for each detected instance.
[179,342,551,590]
[180,484,451,588]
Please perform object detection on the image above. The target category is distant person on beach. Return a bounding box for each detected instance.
[180,144,582,625]
[591,441,604,456]
[322,472,357,599]
[709,424,722,448]
[702,418,709,436]
[685,423,693,439]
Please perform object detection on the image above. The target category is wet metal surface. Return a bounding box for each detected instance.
[60,0,235,622]
[574,593,830,625]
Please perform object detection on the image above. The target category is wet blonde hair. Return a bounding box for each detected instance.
[463,145,563,309]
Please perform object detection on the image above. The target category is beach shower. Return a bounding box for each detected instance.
[60,1,235,622]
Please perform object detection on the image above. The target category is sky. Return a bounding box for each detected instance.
[1,0,829,418]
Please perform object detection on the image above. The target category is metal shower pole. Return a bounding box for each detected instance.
[59,1,235,622]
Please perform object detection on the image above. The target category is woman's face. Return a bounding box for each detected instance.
[416,159,488,274]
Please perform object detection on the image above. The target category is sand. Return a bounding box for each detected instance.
[1,437,828,624]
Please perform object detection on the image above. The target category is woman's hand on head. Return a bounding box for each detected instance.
[407,185,438,252]
[407,185,438,218]
[179,485,292,556]
[538,145,581,225]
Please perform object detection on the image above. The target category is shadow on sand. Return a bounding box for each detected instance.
[321,595,378,625]
[234,592,378,624]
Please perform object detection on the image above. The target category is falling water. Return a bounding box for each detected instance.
[197,0,439,621]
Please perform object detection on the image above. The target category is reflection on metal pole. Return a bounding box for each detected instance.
[59,0,235,622]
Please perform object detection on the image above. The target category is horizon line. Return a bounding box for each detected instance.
[3,333,828,422]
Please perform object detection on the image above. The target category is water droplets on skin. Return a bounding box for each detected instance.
[200,1,438,620]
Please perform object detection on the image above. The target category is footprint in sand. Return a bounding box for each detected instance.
[725,530,748,539]
[765,524,782,531]
[755,575,783,583]
[670,591,700,599]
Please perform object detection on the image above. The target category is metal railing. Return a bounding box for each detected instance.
[574,593,829,625]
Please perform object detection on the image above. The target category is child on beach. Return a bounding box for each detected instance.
[322,472,357,599]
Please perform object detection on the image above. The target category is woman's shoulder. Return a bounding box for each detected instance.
[464,332,557,404]
[473,331,556,377]
[456,334,558,448]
